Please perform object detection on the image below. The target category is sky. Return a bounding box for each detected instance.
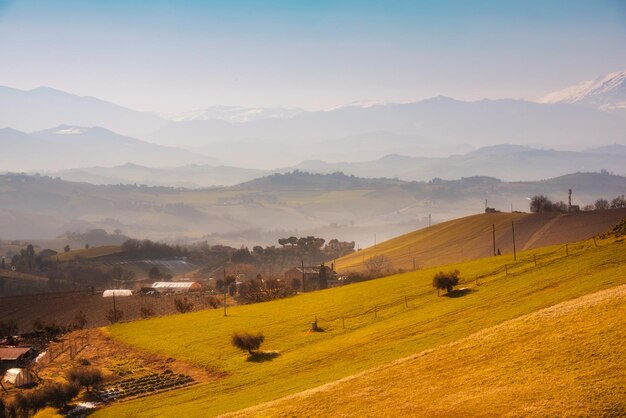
[0,0,625,114]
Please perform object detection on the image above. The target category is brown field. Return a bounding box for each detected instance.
[0,291,235,333]
[335,208,626,272]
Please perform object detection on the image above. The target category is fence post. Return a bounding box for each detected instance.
[404,296,408,308]
[593,237,598,248]
[374,306,377,319]
[566,244,569,256]
[342,317,345,329]
[505,265,508,276]
[533,254,537,267]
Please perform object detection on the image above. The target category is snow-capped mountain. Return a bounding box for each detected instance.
[538,70,626,111]
[164,105,304,123]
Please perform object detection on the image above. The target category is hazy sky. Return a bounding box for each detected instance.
[1,0,625,113]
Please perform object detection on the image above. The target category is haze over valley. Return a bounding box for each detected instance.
[1,2,626,417]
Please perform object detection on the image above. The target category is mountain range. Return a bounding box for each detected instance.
[539,70,626,111]
[1,70,624,169]
[40,144,626,188]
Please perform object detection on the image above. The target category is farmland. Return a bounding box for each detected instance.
[334,208,626,272]
[94,236,626,417]
[0,291,234,333]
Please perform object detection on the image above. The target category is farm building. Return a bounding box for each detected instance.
[103,289,133,297]
[2,368,34,387]
[152,281,202,293]
[284,265,338,291]
[0,346,35,369]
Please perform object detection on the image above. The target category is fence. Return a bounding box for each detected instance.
[314,236,604,331]
[33,334,90,371]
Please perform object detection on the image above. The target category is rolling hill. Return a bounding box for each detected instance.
[0,171,624,248]
[333,208,626,272]
[229,284,626,417]
[93,236,626,417]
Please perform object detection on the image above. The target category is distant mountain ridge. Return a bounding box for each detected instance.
[41,144,626,188]
[0,126,216,171]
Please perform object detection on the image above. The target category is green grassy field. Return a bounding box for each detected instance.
[230,284,626,417]
[96,238,626,417]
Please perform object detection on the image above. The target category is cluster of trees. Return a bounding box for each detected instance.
[121,239,187,259]
[1,382,79,417]
[0,366,104,417]
[237,277,297,303]
[275,236,355,259]
[530,194,626,213]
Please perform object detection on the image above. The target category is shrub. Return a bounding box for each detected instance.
[432,270,460,296]
[140,305,155,318]
[174,297,194,313]
[72,311,88,330]
[207,296,221,309]
[231,332,264,355]
[66,366,103,392]
[106,308,123,324]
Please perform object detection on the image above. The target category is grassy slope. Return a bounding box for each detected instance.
[334,209,626,272]
[54,245,122,261]
[95,238,626,417]
[231,284,626,417]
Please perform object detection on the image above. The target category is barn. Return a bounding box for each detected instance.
[2,368,34,387]
[0,346,35,369]
[102,289,133,297]
[152,281,202,293]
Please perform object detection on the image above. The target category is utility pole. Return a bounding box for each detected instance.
[112,292,117,323]
[428,213,431,228]
[492,224,496,256]
[223,269,227,316]
[512,221,517,261]
[485,199,488,212]
[301,258,306,293]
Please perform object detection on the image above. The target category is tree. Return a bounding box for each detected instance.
[66,367,103,392]
[148,266,163,280]
[432,270,460,296]
[610,194,626,209]
[40,382,79,408]
[231,331,264,355]
[529,195,553,213]
[595,198,609,210]
[64,245,70,252]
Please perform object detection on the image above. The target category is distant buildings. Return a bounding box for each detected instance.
[284,265,338,291]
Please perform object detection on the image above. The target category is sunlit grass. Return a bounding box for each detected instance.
[96,239,626,417]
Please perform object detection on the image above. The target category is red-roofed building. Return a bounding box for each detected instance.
[0,346,35,369]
